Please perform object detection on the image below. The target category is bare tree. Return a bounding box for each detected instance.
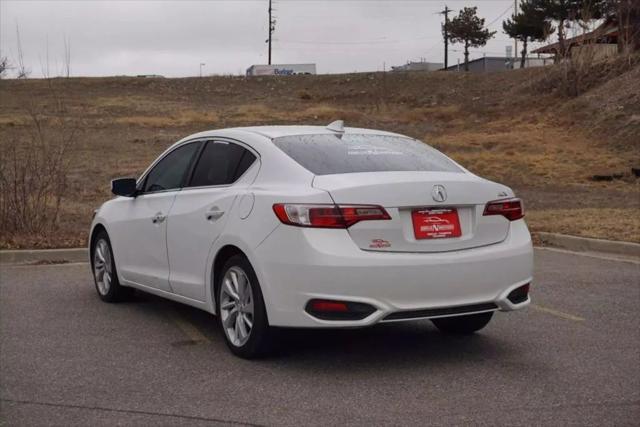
[39,35,51,79]
[15,23,31,79]
[63,35,71,78]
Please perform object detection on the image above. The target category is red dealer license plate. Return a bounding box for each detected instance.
[412,208,462,239]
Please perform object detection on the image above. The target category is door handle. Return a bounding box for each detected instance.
[205,209,225,221]
[152,212,166,224]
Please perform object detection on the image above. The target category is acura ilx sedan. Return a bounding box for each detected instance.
[89,121,533,358]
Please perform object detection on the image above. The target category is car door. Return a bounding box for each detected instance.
[166,139,258,301]
[112,141,202,292]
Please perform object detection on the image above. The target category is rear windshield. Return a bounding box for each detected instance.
[272,133,462,175]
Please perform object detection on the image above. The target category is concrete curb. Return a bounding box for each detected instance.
[0,248,88,265]
[535,232,640,259]
[1,233,639,264]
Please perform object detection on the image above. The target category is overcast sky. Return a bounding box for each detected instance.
[1,0,551,77]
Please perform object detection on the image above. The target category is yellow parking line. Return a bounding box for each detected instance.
[530,304,585,322]
[168,310,211,343]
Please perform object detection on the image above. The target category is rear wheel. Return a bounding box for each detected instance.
[216,255,273,358]
[431,312,493,335]
[91,230,133,302]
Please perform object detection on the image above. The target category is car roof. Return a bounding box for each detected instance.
[190,125,410,140]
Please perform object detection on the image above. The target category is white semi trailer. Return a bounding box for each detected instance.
[246,64,317,76]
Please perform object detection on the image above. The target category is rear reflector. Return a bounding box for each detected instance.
[309,300,349,312]
[483,198,524,221]
[273,203,390,228]
[305,299,376,321]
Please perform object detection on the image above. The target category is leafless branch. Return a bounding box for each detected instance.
[63,35,71,78]
[15,23,31,79]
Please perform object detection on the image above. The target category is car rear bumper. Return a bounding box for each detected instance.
[253,219,533,327]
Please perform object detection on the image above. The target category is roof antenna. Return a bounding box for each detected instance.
[326,120,345,138]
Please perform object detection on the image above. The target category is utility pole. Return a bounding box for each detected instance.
[267,0,274,65]
[439,6,451,69]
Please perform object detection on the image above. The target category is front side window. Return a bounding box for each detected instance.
[272,134,462,175]
[188,141,256,187]
[143,142,201,193]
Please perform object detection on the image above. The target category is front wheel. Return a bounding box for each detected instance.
[91,230,133,302]
[431,312,494,335]
[216,255,273,358]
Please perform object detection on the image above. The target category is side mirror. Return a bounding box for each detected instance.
[111,178,138,197]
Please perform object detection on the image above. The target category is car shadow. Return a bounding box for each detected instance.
[269,324,517,372]
[128,289,519,369]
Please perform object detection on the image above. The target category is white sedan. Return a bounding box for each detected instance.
[89,121,533,358]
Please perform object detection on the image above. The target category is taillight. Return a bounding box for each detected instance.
[483,198,524,221]
[273,203,391,228]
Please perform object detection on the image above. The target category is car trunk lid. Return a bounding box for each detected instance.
[313,171,513,253]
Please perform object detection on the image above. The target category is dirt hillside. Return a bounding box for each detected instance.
[0,57,638,248]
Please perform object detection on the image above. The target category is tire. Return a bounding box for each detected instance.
[91,230,133,303]
[216,254,273,359]
[431,312,493,335]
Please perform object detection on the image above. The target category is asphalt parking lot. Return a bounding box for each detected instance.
[1,249,638,426]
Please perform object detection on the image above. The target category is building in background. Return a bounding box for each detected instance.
[532,19,635,61]
[391,61,443,72]
[443,56,552,73]
[246,64,316,76]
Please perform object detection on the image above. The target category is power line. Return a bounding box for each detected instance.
[486,3,514,27]
[277,36,439,45]
[482,1,517,59]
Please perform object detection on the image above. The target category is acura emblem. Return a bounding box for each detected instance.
[432,185,447,202]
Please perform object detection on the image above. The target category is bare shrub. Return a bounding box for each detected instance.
[536,51,639,97]
[0,84,79,237]
[0,56,11,79]
[559,43,600,96]
[617,0,640,58]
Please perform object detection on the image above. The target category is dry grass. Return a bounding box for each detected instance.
[527,208,640,242]
[0,114,30,126]
[115,111,221,127]
[398,105,462,124]
[225,104,366,124]
[430,119,635,186]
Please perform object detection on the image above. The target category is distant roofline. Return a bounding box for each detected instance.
[247,63,316,68]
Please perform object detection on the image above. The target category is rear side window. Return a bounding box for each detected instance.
[272,134,461,175]
[143,142,201,193]
[188,141,256,187]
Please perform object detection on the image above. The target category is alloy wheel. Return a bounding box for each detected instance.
[220,267,254,347]
[93,239,113,296]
